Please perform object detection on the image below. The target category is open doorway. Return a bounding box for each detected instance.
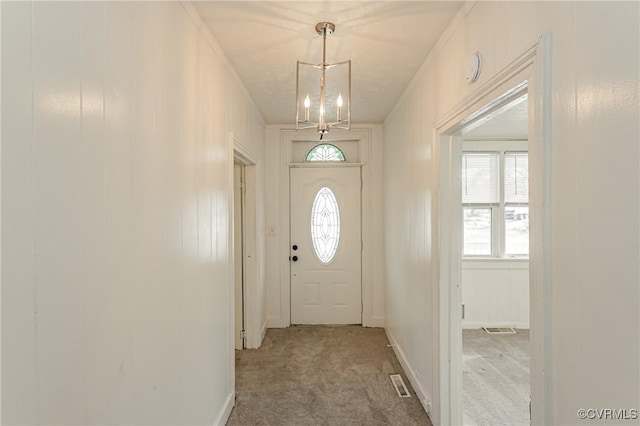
[233,162,246,350]
[232,142,259,350]
[433,36,551,425]
[459,96,530,425]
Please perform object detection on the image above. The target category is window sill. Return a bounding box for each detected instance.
[462,257,529,270]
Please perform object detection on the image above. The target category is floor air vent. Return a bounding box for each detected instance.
[390,374,411,397]
[483,327,517,334]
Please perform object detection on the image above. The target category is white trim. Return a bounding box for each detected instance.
[527,33,553,426]
[369,316,385,328]
[241,163,258,348]
[213,392,235,426]
[278,130,291,327]
[386,328,433,418]
[179,2,265,126]
[232,136,262,349]
[433,132,464,426]
[432,35,552,426]
[462,322,530,330]
[233,141,257,166]
[462,259,529,270]
[266,316,280,329]
[0,2,3,421]
[279,127,375,327]
[260,320,268,343]
[462,140,528,151]
[288,162,365,168]
[226,132,236,411]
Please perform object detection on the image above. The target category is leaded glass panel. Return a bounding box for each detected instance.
[311,187,341,263]
[305,144,346,162]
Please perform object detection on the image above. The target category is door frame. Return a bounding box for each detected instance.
[279,128,375,327]
[233,163,246,349]
[228,133,261,349]
[432,35,552,425]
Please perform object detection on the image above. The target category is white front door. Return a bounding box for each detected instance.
[290,167,362,324]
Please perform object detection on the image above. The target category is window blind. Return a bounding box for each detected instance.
[461,152,500,204]
[504,152,529,203]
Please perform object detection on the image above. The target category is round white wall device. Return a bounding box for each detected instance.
[465,51,482,83]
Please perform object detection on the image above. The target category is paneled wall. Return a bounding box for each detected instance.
[462,261,529,329]
[384,1,638,424]
[1,2,264,424]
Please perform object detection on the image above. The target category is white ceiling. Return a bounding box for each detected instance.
[463,97,529,139]
[193,1,463,124]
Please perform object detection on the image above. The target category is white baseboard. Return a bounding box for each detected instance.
[247,320,269,349]
[369,316,385,328]
[260,320,268,343]
[385,328,432,419]
[267,316,283,328]
[462,321,530,329]
[213,392,234,426]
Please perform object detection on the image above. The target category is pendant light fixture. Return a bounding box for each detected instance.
[296,22,351,139]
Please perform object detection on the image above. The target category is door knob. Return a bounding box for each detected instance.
[291,256,298,262]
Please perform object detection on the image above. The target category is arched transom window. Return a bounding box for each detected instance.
[305,144,346,162]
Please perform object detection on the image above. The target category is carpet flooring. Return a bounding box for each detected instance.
[227,326,432,426]
[463,329,530,426]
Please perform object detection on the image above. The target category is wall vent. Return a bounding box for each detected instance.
[390,374,411,397]
[483,327,516,334]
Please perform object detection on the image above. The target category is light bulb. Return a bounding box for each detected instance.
[337,93,343,108]
[303,94,311,122]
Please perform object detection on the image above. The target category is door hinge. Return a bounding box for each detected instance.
[240,181,246,192]
[462,304,465,320]
[361,240,364,251]
[241,330,246,339]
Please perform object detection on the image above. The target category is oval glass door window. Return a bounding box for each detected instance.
[311,187,341,264]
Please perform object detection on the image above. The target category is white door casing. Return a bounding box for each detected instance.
[233,164,244,349]
[290,166,362,324]
[276,127,381,328]
[433,36,551,425]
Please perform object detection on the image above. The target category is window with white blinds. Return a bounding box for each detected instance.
[462,149,529,257]
[462,153,500,204]
[505,152,529,204]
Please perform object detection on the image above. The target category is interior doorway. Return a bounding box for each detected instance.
[436,82,534,425]
[433,36,551,425]
[459,96,530,425]
[231,140,259,349]
[233,162,246,349]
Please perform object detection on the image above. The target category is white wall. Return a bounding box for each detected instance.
[384,1,638,424]
[462,261,529,329]
[1,2,264,425]
[265,125,385,328]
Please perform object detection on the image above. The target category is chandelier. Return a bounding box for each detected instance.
[296,22,351,139]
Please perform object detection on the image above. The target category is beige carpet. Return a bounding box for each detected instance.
[463,329,530,426]
[227,326,432,426]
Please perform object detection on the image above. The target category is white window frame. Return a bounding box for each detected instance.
[462,140,528,259]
